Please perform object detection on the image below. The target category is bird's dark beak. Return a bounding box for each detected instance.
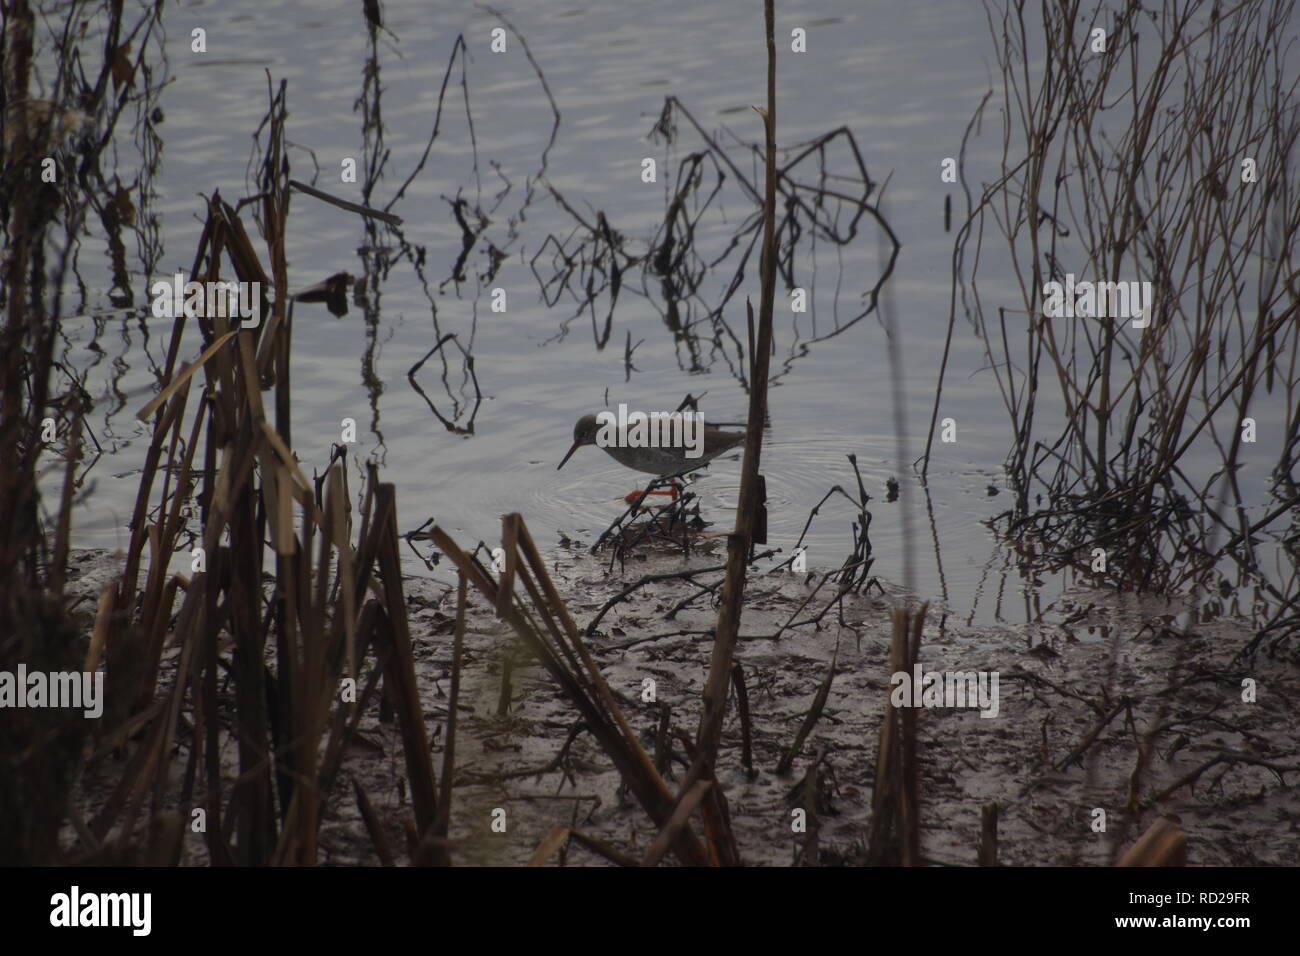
[557,441,581,470]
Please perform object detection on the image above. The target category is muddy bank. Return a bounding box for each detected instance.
[63,545,1299,866]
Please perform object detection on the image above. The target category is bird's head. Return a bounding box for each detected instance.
[557,414,602,470]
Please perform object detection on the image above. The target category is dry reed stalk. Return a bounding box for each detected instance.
[774,644,838,776]
[730,663,753,776]
[528,824,574,867]
[1117,818,1188,867]
[433,573,468,845]
[527,825,640,867]
[979,802,998,867]
[867,604,925,865]
[677,0,781,868]
[640,780,713,867]
[354,779,398,867]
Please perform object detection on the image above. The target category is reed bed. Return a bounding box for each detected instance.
[927,0,1300,653]
[1,0,167,864]
[0,33,460,861]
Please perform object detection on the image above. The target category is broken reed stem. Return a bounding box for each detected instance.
[774,644,837,776]
[431,515,709,866]
[48,401,84,597]
[641,780,713,867]
[868,604,925,865]
[979,802,998,867]
[373,484,441,854]
[1117,818,1188,867]
[434,572,468,846]
[730,663,753,776]
[354,779,397,867]
[528,825,640,868]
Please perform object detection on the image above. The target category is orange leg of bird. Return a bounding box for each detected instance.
[622,485,680,506]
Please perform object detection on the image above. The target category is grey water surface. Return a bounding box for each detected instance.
[48,0,1288,628]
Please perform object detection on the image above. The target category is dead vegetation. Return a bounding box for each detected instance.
[925,0,1300,655]
[2,0,1296,869]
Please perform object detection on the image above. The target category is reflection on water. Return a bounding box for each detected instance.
[34,0,1293,634]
